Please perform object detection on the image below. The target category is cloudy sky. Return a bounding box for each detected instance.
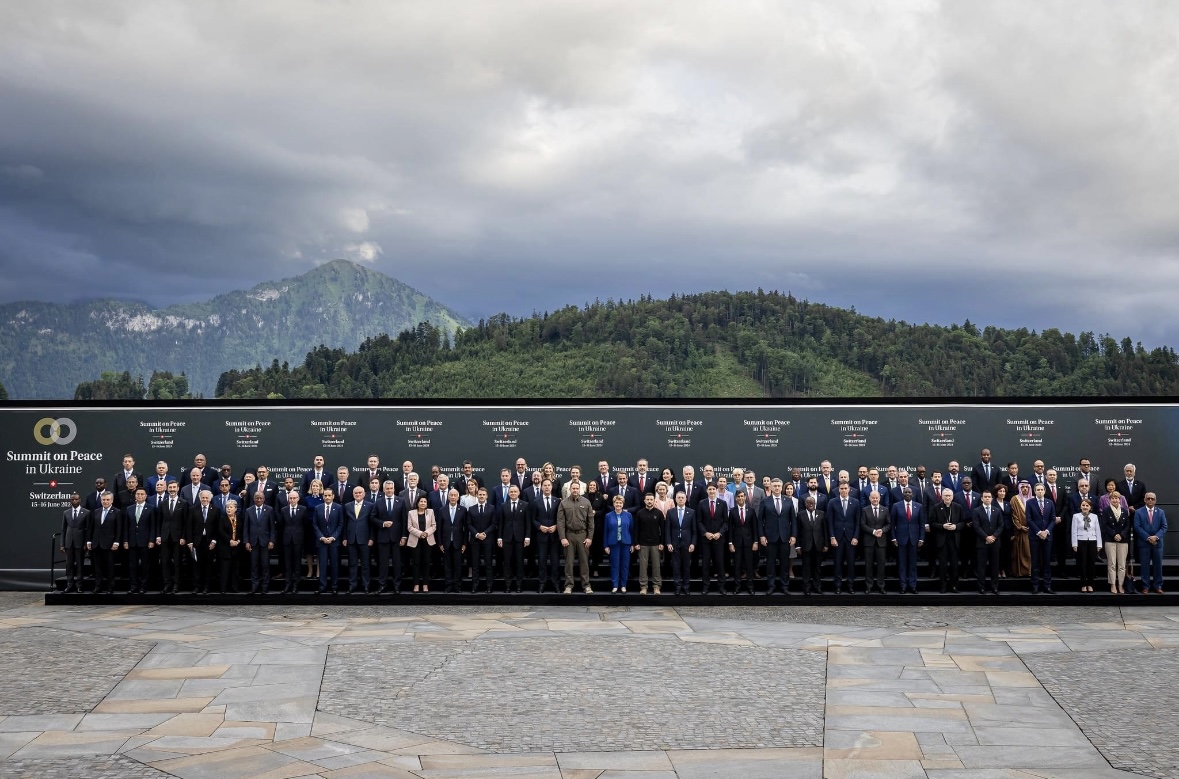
[2,1,1177,345]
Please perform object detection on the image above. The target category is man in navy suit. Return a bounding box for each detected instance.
[313,487,344,594]
[826,485,861,594]
[244,489,275,594]
[87,492,123,594]
[1134,493,1168,593]
[1026,483,1056,594]
[278,490,306,594]
[530,479,562,593]
[467,488,498,593]
[890,487,925,593]
[302,455,329,494]
[180,468,207,507]
[438,488,468,593]
[973,490,1003,594]
[608,472,640,513]
[971,449,1000,493]
[631,459,656,497]
[665,490,697,595]
[593,460,616,497]
[372,480,407,593]
[696,485,729,594]
[489,469,514,509]
[675,466,705,511]
[943,461,963,494]
[342,486,374,594]
[954,477,980,584]
[113,454,142,498]
[863,468,890,509]
[728,490,758,595]
[796,495,828,595]
[758,479,796,595]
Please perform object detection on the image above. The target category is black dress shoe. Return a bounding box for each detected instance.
[991,588,1001,595]
[978,588,986,594]
[331,589,339,595]
[1044,587,1055,594]
[316,589,325,595]
[951,587,960,593]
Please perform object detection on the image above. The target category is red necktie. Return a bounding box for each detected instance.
[906,504,911,520]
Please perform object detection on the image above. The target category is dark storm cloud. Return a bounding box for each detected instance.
[1,0,1176,344]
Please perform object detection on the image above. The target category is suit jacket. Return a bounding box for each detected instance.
[816,474,838,498]
[603,510,633,546]
[696,499,728,540]
[826,496,861,544]
[372,495,408,544]
[631,472,657,496]
[343,500,374,544]
[530,494,561,534]
[999,473,1021,495]
[1026,497,1056,535]
[863,482,890,509]
[801,491,828,512]
[922,484,946,517]
[1116,479,1148,510]
[454,474,483,498]
[728,503,758,546]
[426,489,449,514]
[466,501,498,543]
[674,481,705,511]
[607,484,640,512]
[797,508,827,552]
[971,462,1001,492]
[737,484,765,513]
[498,499,530,544]
[943,473,964,494]
[508,470,530,494]
[211,491,239,515]
[114,488,138,510]
[859,503,891,547]
[313,502,344,542]
[244,504,274,546]
[219,511,244,547]
[1043,483,1066,518]
[758,495,796,543]
[302,469,331,494]
[665,506,697,547]
[405,509,437,547]
[953,490,980,518]
[888,485,915,509]
[61,506,91,549]
[1069,491,1099,516]
[360,469,392,492]
[400,486,426,512]
[113,470,143,496]
[249,478,279,508]
[190,503,225,549]
[1099,506,1132,544]
[145,474,176,494]
[156,497,189,543]
[124,503,157,548]
[930,502,964,548]
[973,504,1004,540]
[89,507,123,549]
[180,482,207,507]
[278,504,306,547]
[1133,506,1167,540]
[329,480,355,505]
[438,503,468,548]
[890,501,925,545]
[485,482,513,508]
[83,490,106,512]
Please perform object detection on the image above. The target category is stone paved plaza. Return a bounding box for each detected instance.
[2,591,1179,778]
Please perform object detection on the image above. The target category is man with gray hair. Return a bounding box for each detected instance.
[87,491,122,594]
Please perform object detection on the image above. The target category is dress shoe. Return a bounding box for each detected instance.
[1044,587,1055,594]
[991,588,1001,595]
[978,587,987,595]
[951,587,959,594]
[1154,588,1166,594]
[331,589,339,595]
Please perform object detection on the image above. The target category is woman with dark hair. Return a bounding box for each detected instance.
[659,467,676,495]
[1071,498,1102,592]
[586,479,609,577]
[406,494,436,593]
[992,484,1012,578]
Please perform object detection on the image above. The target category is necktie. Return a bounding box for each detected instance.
[511,501,517,512]
[775,497,781,512]
[1149,508,1154,522]
[875,506,879,519]
[545,497,550,511]
[986,507,991,520]
[1040,499,1046,515]
[740,508,745,524]
[842,499,847,512]
[170,499,175,512]
[639,476,645,491]
[101,510,107,524]
[203,507,207,521]
[710,500,715,515]
[387,498,392,512]
[966,494,971,508]
[985,464,991,478]
[906,504,911,520]
[74,508,79,520]
[355,504,360,518]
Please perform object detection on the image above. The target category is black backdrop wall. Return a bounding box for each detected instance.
[4,402,1175,588]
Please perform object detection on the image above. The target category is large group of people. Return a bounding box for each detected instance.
[59,450,1170,595]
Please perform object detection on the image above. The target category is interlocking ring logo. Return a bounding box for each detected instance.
[34,417,77,445]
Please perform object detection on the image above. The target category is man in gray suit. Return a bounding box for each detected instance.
[60,493,90,593]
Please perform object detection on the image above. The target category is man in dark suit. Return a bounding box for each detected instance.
[859,490,890,594]
[179,468,207,507]
[277,491,306,594]
[189,454,219,487]
[522,471,545,503]
[631,459,656,497]
[275,477,300,512]
[675,466,705,511]
[891,487,925,593]
[244,490,274,594]
[530,479,561,593]
[1028,459,1048,491]
[438,488,468,593]
[302,455,330,494]
[60,493,90,593]
[328,467,353,512]
[607,472,640,513]
[888,471,915,510]
[428,476,450,514]
[359,455,391,495]
[1026,483,1056,593]
[123,488,156,594]
[114,474,141,510]
[801,477,828,513]
[696,484,729,594]
[665,490,696,595]
[246,465,278,508]
[400,472,425,513]
[954,477,980,584]
[314,487,343,594]
[796,495,827,595]
[1043,469,1070,579]
[83,478,108,512]
[728,490,758,595]
[189,490,223,594]
[467,488,497,593]
[211,478,238,515]
[215,464,241,494]
[971,449,1001,493]
[145,461,176,495]
[87,492,122,593]
[372,481,407,593]
[1116,463,1147,510]
[816,461,837,499]
[489,469,515,509]
[155,481,188,594]
[932,488,964,593]
[594,460,616,497]
[113,454,142,497]
[758,479,796,595]
[341,486,374,594]
[826,485,861,594]
[509,458,530,494]
[973,490,1003,594]
[863,469,890,510]
[998,461,1021,495]
[497,485,530,593]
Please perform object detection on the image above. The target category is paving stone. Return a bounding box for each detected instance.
[0,754,172,778]
[0,628,151,715]
[321,636,825,752]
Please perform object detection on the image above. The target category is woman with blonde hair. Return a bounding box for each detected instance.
[653,481,675,515]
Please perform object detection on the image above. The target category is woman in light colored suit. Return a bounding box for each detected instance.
[1100,490,1131,594]
[406,495,436,592]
